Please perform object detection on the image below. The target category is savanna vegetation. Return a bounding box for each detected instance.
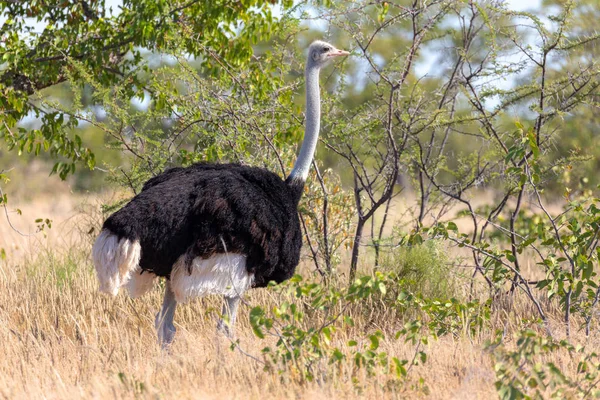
[2,0,600,398]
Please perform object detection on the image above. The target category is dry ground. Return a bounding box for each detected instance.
[0,185,593,399]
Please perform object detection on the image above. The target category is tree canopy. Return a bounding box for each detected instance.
[0,0,289,177]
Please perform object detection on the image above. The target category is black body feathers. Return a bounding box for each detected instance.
[103,163,305,288]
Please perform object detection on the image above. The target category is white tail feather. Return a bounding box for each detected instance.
[92,229,145,296]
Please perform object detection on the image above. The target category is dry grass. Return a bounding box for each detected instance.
[0,190,593,399]
[0,245,498,399]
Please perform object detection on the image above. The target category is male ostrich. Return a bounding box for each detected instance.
[92,41,349,345]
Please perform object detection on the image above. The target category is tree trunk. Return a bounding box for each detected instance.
[349,218,366,284]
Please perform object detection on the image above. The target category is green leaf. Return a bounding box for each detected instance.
[378,281,387,295]
[392,357,407,377]
[249,307,265,339]
[583,260,594,280]
[369,334,379,350]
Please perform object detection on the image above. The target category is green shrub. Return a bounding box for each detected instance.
[489,329,600,399]
[379,241,457,301]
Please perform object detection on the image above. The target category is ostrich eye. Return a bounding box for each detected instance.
[322,47,331,53]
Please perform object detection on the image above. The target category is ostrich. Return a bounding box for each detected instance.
[92,41,349,346]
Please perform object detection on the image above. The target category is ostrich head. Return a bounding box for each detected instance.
[307,40,349,69]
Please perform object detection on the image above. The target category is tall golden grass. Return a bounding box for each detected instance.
[0,191,591,399]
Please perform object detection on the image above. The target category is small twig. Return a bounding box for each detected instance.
[405,341,422,375]
[0,185,36,237]
[299,213,326,278]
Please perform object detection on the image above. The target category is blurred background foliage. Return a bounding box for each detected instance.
[2,0,598,194]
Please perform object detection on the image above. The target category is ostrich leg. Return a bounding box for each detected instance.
[217,295,240,338]
[155,280,177,347]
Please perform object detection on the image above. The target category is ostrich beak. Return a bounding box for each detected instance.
[329,49,350,57]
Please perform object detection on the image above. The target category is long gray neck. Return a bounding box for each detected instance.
[288,63,321,182]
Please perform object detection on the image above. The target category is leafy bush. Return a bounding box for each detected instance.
[489,329,600,399]
[379,240,457,301]
[244,272,491,387]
